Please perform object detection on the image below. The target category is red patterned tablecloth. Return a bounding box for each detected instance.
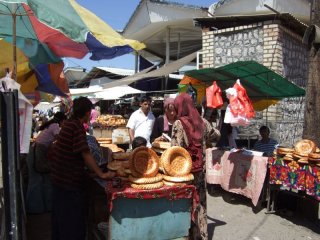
[105,183,199,221]
[269,157,320,201]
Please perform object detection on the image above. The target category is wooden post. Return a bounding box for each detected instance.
[303,0,320,145]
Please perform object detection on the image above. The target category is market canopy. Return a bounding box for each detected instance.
[185,61,305,100]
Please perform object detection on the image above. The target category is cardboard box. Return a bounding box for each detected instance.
[112,127,130,144]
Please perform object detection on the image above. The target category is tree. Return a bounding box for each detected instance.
[303,0,320,145]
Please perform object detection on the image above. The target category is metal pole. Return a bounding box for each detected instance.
[12,3,17,81]
[165,27,170,90]
[1,90,22,240]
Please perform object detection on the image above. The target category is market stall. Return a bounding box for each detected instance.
[267,140,320,213]
[185,61,307,210]
[206,148,268,206]
[90,143,198,239]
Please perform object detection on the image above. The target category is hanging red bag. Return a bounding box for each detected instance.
[206,81,223,109]
[233,80,255,119]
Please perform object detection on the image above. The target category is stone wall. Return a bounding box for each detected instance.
[202,21,308,146]
[202,24,264,68]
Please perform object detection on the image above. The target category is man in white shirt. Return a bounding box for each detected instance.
[126,96,155,147]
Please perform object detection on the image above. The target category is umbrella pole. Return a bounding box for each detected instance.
[12,11,17,81]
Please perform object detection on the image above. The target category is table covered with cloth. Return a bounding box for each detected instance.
[105,182,199,221]
[206,148,268,206]
[268,157,320,201]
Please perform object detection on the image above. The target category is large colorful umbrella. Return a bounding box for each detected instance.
[0,0,145,98]
[0,0,145,62]
[0,39,68,104]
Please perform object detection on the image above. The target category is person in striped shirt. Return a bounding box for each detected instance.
[50,97,115,240]
[253,126,278,157]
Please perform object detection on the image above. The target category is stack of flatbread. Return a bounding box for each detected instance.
[293,139,317,164]
[128,147,164,190]
[107,160,131,181]
[160,146,194,186]
[152,141,171,154]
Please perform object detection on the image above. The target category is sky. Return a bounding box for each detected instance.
[64,0,217,72]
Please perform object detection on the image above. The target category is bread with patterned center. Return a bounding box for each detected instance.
[129,146,159,177]
[294,139,316,156]
[160,146,192,176]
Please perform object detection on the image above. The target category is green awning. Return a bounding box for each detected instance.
[185,61,305,99]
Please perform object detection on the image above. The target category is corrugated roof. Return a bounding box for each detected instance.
[195,13,308,36]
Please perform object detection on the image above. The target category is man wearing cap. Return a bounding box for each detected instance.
[127,96,155,147]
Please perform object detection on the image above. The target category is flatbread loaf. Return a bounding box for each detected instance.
[113,152,130,160]
[129,174,163,184]
[129,147,159,177]
[294,139,316,156]
[162,173,194,182]
[162,180,192,187]
[107,161,122,171]
[152,141,171,149]
[130,181,164,190]
[160,146,192,177]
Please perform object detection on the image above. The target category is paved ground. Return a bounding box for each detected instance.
[206,186,320,240]
[21,186,320,240]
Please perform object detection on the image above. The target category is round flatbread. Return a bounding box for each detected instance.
[162,180,192,187]
[129,147,159,178]
[160,146,192,177]
[294,139,316,156]
[308,152,320,160]
[113,152,130,160]
[152,141,171,150]
[107,161,122,171]
[162,173,194,182]
[130,181,164,190]
[277,147,294,155]
[129,174,163,184]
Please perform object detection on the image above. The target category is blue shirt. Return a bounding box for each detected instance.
[253,138,278,156]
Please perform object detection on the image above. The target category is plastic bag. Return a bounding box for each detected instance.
[206,81,223,109]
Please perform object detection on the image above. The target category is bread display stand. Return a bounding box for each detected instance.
[106,183,196,240]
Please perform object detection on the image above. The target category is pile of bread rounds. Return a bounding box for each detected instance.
[96,115,127,127]
[276,139,320,165]
[128,147,163,189]
[160,146,194,186]
[125,146,194,190]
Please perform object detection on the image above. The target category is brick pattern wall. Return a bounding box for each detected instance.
[201,21,308,146]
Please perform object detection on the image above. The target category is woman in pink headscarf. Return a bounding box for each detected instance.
[150,97,177,143]
[171,93,212,240]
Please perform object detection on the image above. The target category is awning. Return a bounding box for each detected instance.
[34,102,60,111]
[94,85,145,100]
[185,61,305,99]
[102,51,197,89]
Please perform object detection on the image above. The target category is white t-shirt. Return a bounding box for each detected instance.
[126,108,155,146]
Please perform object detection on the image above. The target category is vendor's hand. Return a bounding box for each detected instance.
[100,171,116,180]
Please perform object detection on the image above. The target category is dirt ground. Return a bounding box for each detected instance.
[23,185,320,240]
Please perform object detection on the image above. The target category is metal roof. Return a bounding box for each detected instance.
[194,13,308,36]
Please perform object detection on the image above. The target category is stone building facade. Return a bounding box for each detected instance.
[201,19,308,146]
